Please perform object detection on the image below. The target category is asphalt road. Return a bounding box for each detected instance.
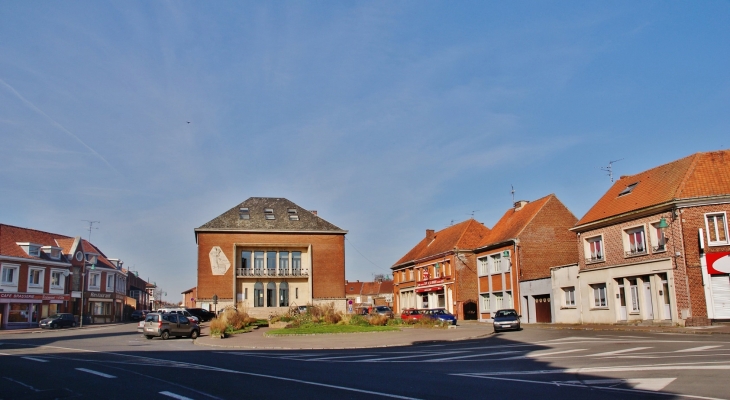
[1,324,729,399]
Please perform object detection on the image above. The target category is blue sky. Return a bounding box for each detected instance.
[1,1,729,303]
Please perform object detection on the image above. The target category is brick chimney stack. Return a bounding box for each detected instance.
[514,200,529,211]
[426,229,435,241]
[310,210,318,216]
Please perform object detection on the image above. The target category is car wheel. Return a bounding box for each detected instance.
[161,331,170,340]
[191,330,199,339]
[50,323,56,329]
[145,335,153,340]
[71,322,77,327]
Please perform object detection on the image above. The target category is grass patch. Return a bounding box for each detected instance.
[267,324,401,335]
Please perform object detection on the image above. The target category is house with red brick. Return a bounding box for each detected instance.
[182,287,197,308]
[557,150,730,326]
[194,197,347,318]
[1,224,130,329]
[345,279,393,312]
[391,219,491,320]
[474,195,578,323]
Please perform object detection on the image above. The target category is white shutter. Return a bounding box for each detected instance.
[711,275,730,319]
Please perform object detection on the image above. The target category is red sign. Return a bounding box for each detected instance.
[0,293,70,301]
[416,286,444,293]
[707,252,730,275]
[417,277,448,287]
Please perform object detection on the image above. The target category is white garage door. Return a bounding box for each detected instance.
[711,275,730,319]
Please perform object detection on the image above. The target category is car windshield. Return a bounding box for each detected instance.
[375,307,390,311]
[145,315,159,322]
[48,314,62,319]
[495,310,517,317]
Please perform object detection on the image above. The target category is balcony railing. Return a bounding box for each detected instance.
[585,255,604,264]
[237,268,308,277]
[625,248,647,257]
[652,244,666,252]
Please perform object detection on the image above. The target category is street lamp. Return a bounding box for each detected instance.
[79,255,97,328]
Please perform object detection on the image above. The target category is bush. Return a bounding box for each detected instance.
[222,309,249,330]
[387,318,406,326]
[347,315,370,327]
[368,315,389,326]
[209,318,227,336]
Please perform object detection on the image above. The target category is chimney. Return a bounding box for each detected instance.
[514,200,529,211]
[426,229,435,241]
[310,210,318,216]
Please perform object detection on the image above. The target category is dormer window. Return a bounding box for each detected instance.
[288,208,299,220]
[41,246,62,260]
[239,207,250,220]
[264,208,275,220]
[618,182,639,197]
[16,242,41,257]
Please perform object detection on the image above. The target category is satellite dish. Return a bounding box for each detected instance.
[63,270,70,277]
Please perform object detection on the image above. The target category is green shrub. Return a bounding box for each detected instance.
[222,309,248,330]
[348,315,370,327]
[209,318,227,336]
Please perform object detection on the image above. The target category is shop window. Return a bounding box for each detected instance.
[706,212,729,245]
[93,302,104,315]
[591,284,608,308]
[563,287,575,307]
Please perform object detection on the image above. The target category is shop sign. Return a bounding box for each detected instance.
[416,286,444,293]
[71,291,82,298]
[88,292,113,299]
[707,252,730,275]
[0,293,70,301]
[417,278,447,287]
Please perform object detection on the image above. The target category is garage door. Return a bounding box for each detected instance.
[534,295,552,323]
[711,275,730,319]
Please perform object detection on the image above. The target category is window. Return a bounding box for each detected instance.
[254,251,264,272]
[254,282,264,307]
[494,292,503,309]
[650,222,667,252]
[241,251,252,270]
[585,236,604,262]
[89,273,101,290]
[266,282,276,307]
[625,226,647,256]
[563,287,575,307]
[481,294,490,311]
[629,279,640,312]
[288,208,299,221]
[1,264,18,285]
[706,213,729,245]
[592,284,607,308]
[264,208,275,220]
[29,246,40,257]
[492,254,502,273]
[292,252,302,274]
[279,252,289,275]
[279,282,289,307]
[244,288,248,300]
[478,257,488,275]
[266,252,276,274]
[295,287,299,299]
[106,274,114,291]
[239,207,250,220]
[618,182,639,197]
[28,268,43,287]
[51,271,63,288]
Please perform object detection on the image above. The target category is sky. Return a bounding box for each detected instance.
[1,1,729,303]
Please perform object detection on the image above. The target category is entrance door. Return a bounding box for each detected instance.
[711,275,730,319]
[463,301,477,320]
[643,281,654,320]
[618,286,627,321]
[534,295,551,323]
[661,279,671,320]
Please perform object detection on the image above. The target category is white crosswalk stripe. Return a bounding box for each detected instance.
[588,347,652,357]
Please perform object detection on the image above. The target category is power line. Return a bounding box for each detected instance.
[345,237,382,270]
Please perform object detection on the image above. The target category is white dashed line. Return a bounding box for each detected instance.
[160,391,194,400]
[21,356,48,362]
[501,348,587,359]
[76,368,116,378]
[589,347,651,357]
[675,346,722,353]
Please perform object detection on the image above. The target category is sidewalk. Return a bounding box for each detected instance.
[193,321,493,350]
[531,322,730,335]
[0,322,129,335]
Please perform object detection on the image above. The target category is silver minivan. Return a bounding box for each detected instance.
[143,313,200,340]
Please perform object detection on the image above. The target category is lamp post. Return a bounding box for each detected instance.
[657,217,670,251]
[79,256,97,328]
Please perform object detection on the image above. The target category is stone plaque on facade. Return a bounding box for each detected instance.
[209,246,231,275]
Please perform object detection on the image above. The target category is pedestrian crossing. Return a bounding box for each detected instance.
[214,338,730,364]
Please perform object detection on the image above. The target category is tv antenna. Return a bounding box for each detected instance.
[511,185,515,204]
[82,220,100,242]
[468,210,479,218]
[600,159,624,182]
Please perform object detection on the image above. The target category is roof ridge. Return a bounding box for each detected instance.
[0,223,74,240]
[674,152,703,199]
[453,218,477,248]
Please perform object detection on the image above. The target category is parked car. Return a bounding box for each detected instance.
[492,309,521,332]
[400,308,423,321]
[185,308,214,322]
[131,310,149,321]
[157,308,200,324]
[39,313,77,329]
[423,308,457,325]
[143,313,200,340]
[371,306,394,318]
[137,319,145,333]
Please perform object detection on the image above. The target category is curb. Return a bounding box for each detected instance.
[534,325,730,335]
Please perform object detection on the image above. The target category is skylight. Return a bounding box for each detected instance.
[618,182,639,197]
[239,207,250,220]
[264,208,275,220]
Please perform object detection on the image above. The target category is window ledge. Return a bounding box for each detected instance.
[652,249,667,254]
[561,306,577,309]
[590,307,609,310]
[629,311,641,315]
[708,242,730,247]
[1,282,18,286]
[585,259,605,265]
[624,252,648,259]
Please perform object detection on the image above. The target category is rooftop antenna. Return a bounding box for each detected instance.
[468,210,479,218]
[511,185,515,204]
[82,220,100,242]
[600,159,624,182]
[450,219,455,226]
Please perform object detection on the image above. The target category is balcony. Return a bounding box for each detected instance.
[585,255,604,264]
[652,244,666,252]
[237,268,308,277]
[625,247,647,257]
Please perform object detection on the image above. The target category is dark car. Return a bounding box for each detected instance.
[131,310,149,321]
[143,313,200,340]
[39,313,77,329]
[423,308,457,325]
[185,308,214,322]
[493,309,521,332]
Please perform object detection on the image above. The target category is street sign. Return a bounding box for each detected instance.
[212,294,218,305]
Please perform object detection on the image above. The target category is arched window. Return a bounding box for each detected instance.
[266,282,276,307]
[254,282,264,307]
[279,282,289,307]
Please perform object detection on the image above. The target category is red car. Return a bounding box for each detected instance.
[400,308,424,321]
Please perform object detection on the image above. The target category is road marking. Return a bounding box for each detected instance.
[361,350,468,362]
[0,352,11,356]
[501,349,586,359]
[306,354,377,361]
[426,350,524,362]
[21,356,48,362]
[675,346,722,353]
[3,377,41,392]
[452,374,722,400]
[559,378,676,392]
[589,347,651,357]
[76,368,116,378]
[160,392,194,400]
[456,362,730,376]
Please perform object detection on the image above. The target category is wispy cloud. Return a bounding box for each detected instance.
[0,77,121,176]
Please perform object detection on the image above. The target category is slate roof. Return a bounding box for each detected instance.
[196,197,346,233]
[576,150,730,227]
[392,219,491,268]
[476,194,554,248]
[0,224,72,263]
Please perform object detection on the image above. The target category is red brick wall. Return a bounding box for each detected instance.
[196,232,345,301]
[519,198,578,280]
[454,251,478,318]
